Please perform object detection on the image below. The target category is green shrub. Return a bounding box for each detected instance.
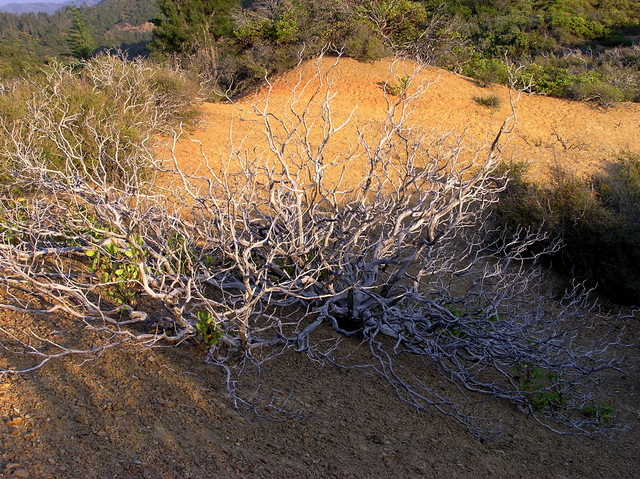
[493,157,640,305]
[384,75,412,97]
[462,57,510,87]
[581,401,615,425]
[86,240,144,306]
[0,55,200,187]
[549,12,608,41]
[195,310,222,348]
[343,21,389,62]
[600,31,633,48]
[519,63,578,97]
[593,154,640,217]
[566,79,625,107]
[473,94,502,108]
[516,50,640,105]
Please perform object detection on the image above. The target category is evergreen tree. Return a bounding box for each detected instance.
[152,0,240,56]
[68,6,97,60]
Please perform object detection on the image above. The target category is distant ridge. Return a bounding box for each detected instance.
[0,0,99,14]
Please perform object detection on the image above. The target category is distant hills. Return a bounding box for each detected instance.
[0,0,159,77]
[0,0,99,15]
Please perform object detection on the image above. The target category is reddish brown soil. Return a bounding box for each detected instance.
[2,57,640,479]
[1,314,639,479]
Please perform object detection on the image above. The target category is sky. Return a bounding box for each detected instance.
[0,0,76,5]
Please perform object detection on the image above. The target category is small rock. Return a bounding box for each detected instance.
[113,410,127,417]
[73,414,86,424]
[6,417,23,427]
[13,470,29,478]
[5,463,21,470]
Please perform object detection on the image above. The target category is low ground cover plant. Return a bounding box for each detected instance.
[473,94,502,108]
[458,47,640,106]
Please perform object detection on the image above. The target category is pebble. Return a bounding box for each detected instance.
[73,415,87,424]
[12,470,29,478]
[6,417,23,427]
[114,410,127,417]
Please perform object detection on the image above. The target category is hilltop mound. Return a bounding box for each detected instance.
[170,56,640,182]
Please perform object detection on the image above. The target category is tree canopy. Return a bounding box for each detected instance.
[151,0,240,56]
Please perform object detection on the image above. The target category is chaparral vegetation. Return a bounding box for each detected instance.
[0,2,639,476]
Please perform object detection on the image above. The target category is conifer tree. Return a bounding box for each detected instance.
[152,0,240,56]
[68,6,97,60]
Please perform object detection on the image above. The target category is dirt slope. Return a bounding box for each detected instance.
[2,57,640,479]
[169,57,640,181]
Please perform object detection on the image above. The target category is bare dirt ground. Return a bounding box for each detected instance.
[167,57,640,182]
[2,57,640,478]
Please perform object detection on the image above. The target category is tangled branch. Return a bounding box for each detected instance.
[0,54,631,439]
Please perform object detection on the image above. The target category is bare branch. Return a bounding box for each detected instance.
[0,55,632,439]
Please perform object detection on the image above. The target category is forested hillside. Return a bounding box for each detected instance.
[0,2,88,16]
[148,0,640,102]
[0,0,158,76]
[2,0,639,96]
